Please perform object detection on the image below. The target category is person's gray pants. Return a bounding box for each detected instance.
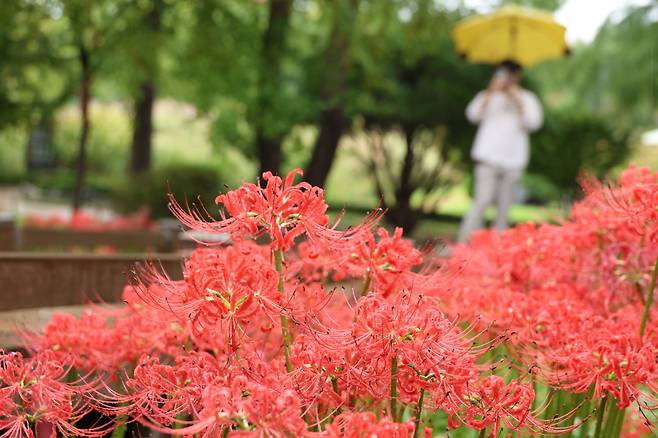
[457,162,522,243]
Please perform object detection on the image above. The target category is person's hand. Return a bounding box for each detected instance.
[505,84,524,114]
[505,82,520,94]
[488,76,506,92]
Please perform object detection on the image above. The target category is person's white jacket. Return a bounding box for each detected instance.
[466,89,543,170]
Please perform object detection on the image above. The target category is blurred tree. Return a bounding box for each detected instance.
[529,109,630,198]
[127,0,165,173]
[254,0,293,176]
[304,0,358,188]
[0,2,71,126]
[165,0,304,178]
[533,4,658,129]
[56,0,130,210]
[348,1,489,231]
[500,0,565,11]
[0,1,76,170]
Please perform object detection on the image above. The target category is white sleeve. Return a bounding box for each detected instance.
[465,91,487,124]
[521,92,543,132]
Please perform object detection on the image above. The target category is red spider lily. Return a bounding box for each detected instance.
[293,239,353,283]
[436,164,658,437]
[585,164,658,243]
[34,300,193,374]
[17,164,658,437]
[344,227,424,297]
[25,208,153,232]
[95,351,307,437]
[321,411,418,437]
[289,333,346,408]
[134,243,283,352]
[530,314,658,409]
[0,350,111,438]
[452,375,572,436]
[292,227,424,293]
[297,291,485,414]
[169,168,380,251]
[92,353,210,426]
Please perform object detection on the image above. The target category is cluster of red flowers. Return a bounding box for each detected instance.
[24,209,154,231]
[439,164,658,434]
[2,165,657,437]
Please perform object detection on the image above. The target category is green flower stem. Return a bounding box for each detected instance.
[391,355,399,421]
[331,376,343,417]
[592,396,608,438]
[478,428,487,438]
[604,400,619,437]
[274,249,293,373]
[612,408,626,438]
[412,388,425,438]
[360,273,372,297]
[110,424,126,438]
[606,400,626,438]
[639,257,658,338]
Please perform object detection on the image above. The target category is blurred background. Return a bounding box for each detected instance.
[1,0,657,241]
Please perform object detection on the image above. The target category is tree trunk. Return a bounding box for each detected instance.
[396,126,415,205]
[305,107,346,187]
[72,45,92,212]
[255,0,292,177]
[256,133,283,178]
[304,0,357,188]
[130,81,155,173]
[129,0,162,174]
[387,127,419,232]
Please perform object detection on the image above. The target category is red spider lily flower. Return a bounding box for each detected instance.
[289,333,347,408]
[586,164,658,243]
[298,291,484,414]
[321,411,418,437]
[35,312,119,372]
[350,291,481,405]
[292,239,353,283]
[531,315,658,409]
[169,168,380,251]
[99,351,307,437]
[93,353,211,426]
[35,301,193,374]
[134,243,283,352]
[452,375,573,437]
[345,227,424,297]
[0,350,111,438]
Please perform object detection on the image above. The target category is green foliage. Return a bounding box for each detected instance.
[112,163,228,219]
[0,0,649,213]
[0,1,75,127]
[529,109,631,196]
[0,127,28,182]
[53,105,130,174]
[531,4,658,130]
[347,3,490,157]
[500,0,565,11]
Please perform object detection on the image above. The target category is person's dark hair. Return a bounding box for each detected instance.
[499,59,522,73]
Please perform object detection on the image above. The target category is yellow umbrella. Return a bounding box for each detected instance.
[452,5,568,67]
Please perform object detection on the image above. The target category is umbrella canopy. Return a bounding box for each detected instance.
[452,5,568,67]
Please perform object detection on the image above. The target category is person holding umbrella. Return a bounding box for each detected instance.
[451,6,568,242]
[457,59,543,242]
